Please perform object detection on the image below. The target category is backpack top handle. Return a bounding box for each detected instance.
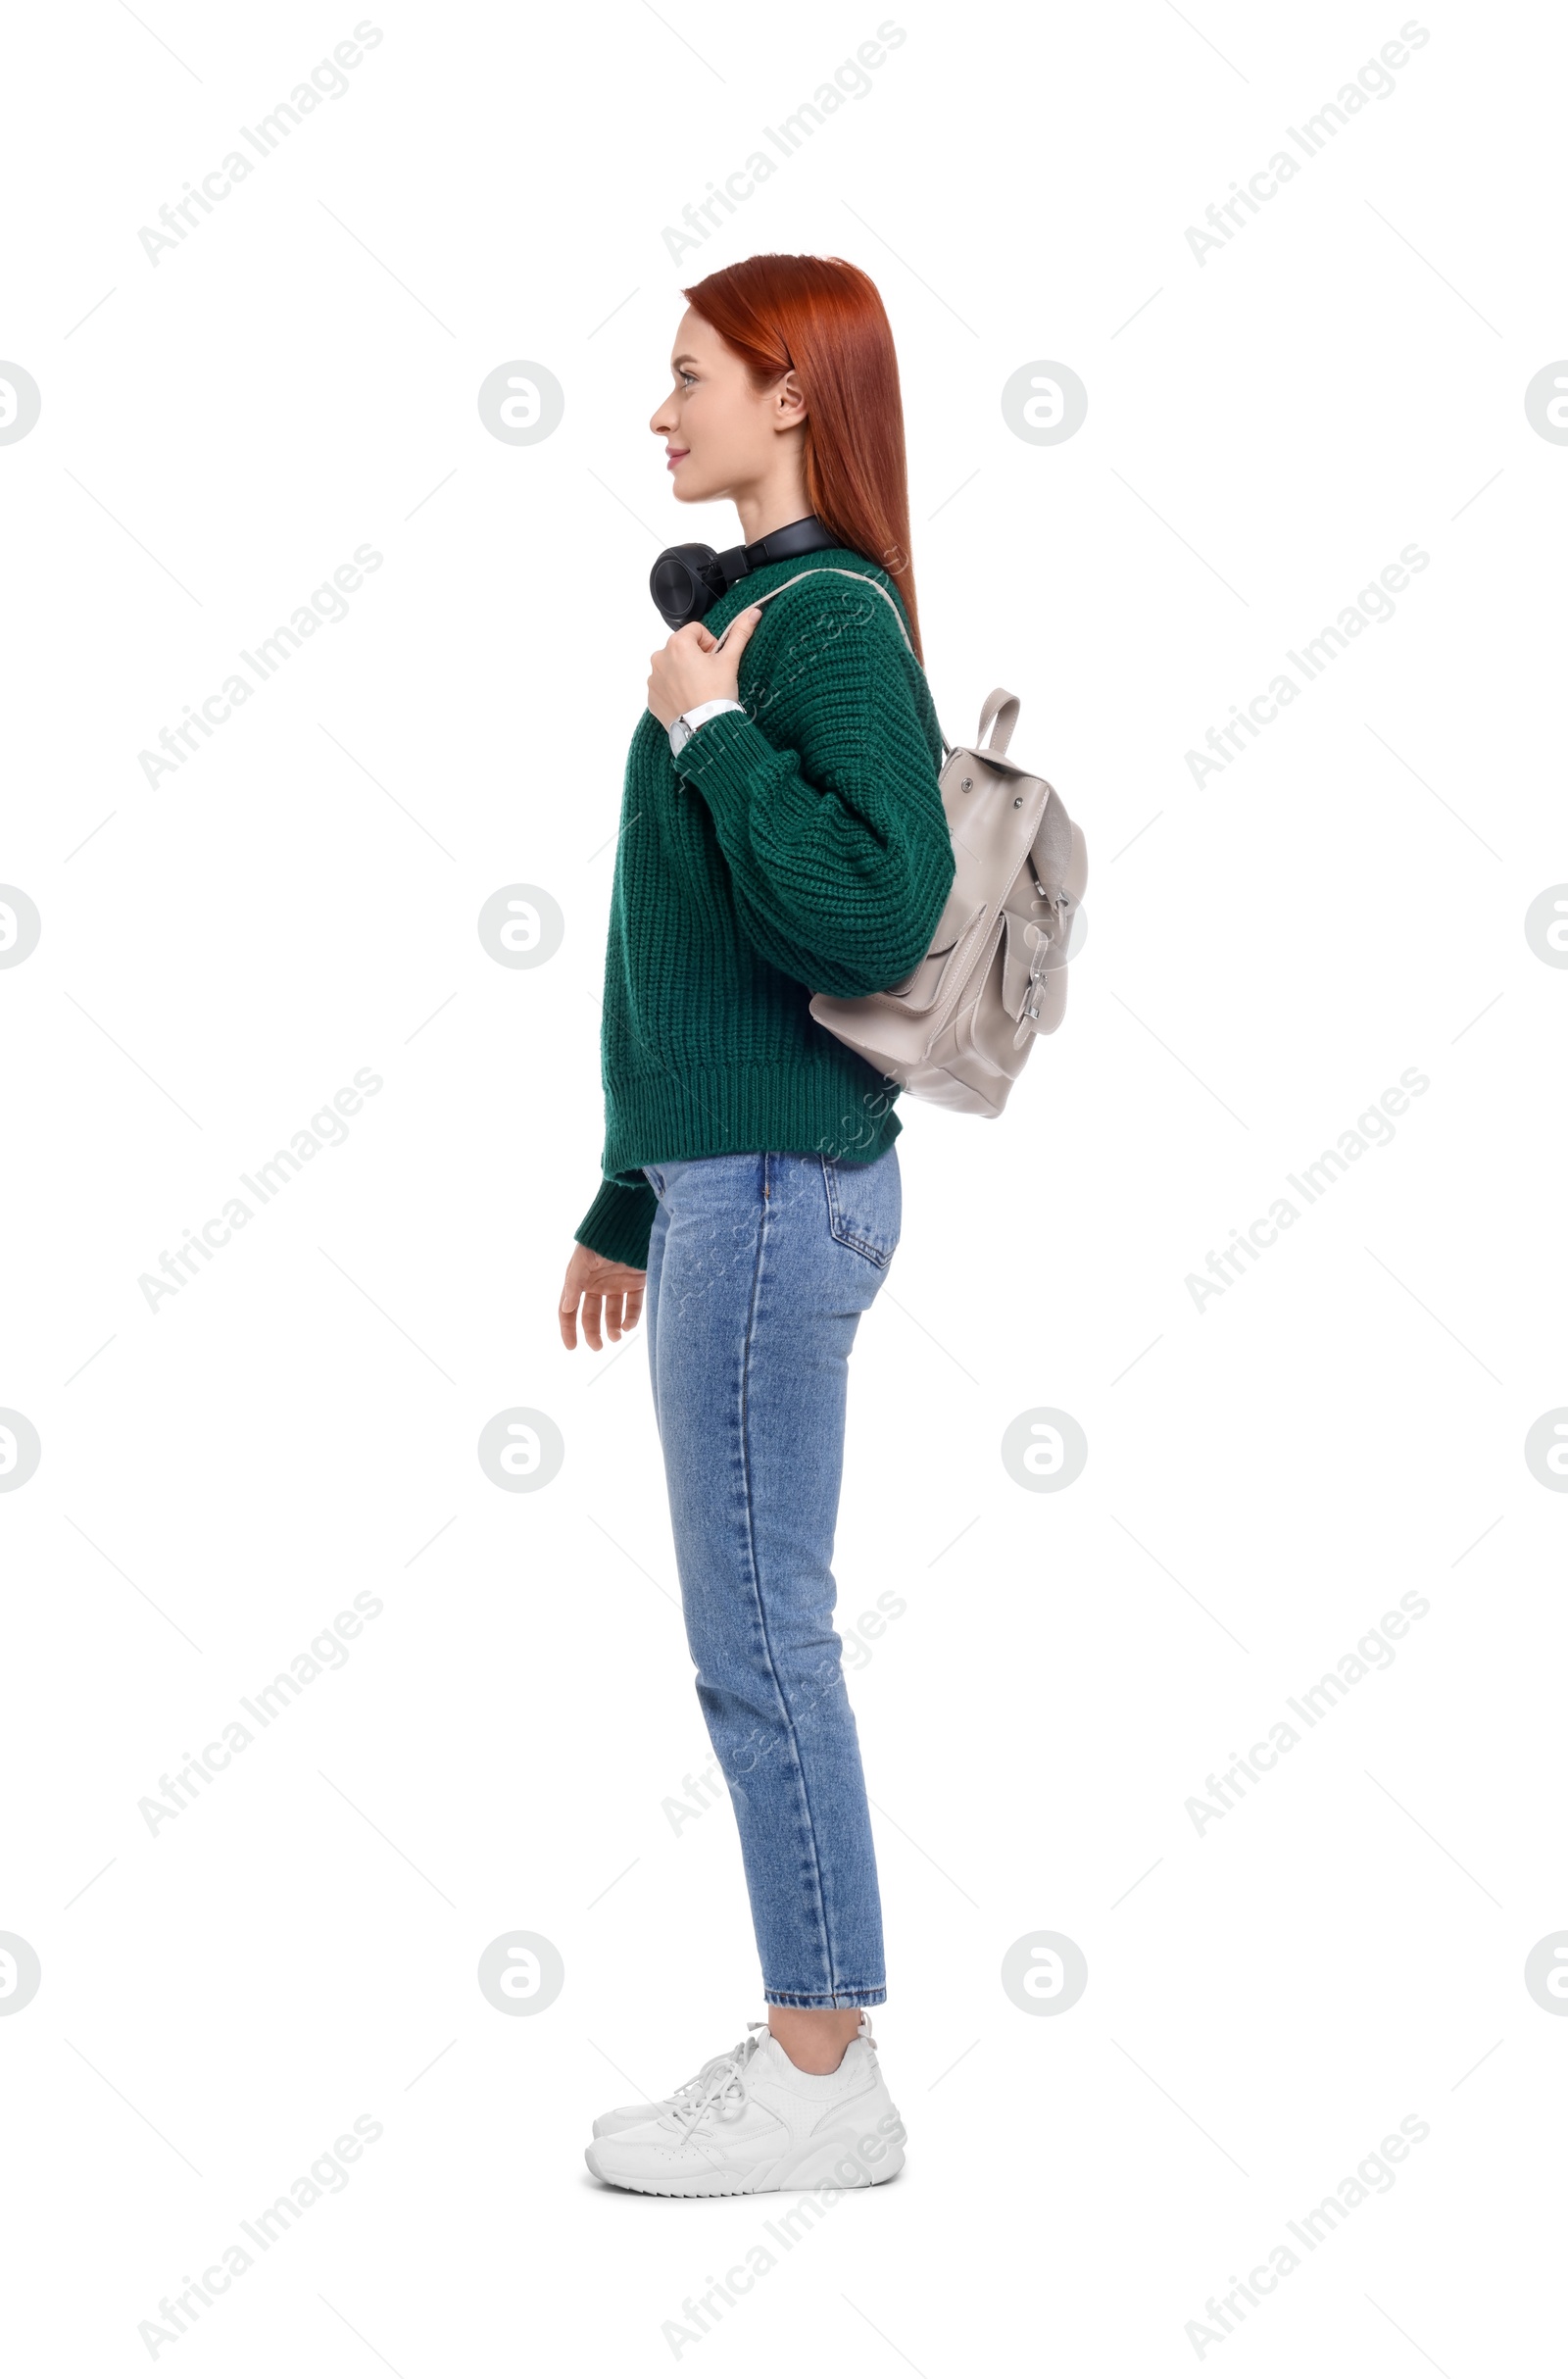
[976,688,1020,756]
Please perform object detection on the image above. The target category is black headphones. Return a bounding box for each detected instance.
[650,513,842,630]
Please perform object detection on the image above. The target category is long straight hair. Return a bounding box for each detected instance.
[682,253,923,664]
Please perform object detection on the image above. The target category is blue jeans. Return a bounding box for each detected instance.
[641,1145,903,2008]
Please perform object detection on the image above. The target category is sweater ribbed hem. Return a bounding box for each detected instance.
[605,1054,902,1183]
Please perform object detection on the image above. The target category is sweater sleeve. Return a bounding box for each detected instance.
[671,604,956,999]
[574,1175,657,1267]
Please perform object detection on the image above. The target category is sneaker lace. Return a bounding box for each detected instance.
[666,2021,766,2112]
[668,2054,753,2135]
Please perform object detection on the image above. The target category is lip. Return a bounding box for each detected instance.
[665,448,689,471]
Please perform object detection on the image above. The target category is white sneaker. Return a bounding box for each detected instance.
[583,2015,906,2198]
[591,2014,882,2137]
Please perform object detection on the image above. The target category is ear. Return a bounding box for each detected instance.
[773,368,808,432]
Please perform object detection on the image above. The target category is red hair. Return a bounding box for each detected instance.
[682,253,923,664]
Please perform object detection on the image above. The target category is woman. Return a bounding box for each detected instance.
[559,253,955,2197]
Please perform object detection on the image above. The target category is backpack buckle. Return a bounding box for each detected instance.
[1021,918,1056,1020]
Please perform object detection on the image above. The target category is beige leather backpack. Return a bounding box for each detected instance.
[722,569,1089,1118]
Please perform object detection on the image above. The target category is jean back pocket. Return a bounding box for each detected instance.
[820,1149,902,1267]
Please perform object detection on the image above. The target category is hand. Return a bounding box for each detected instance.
[559,1242,646,1352]
[646,607,762,729]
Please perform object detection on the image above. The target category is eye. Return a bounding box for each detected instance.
[679,371,696,387]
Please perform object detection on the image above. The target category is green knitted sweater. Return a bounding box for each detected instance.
[574,546,956,1268]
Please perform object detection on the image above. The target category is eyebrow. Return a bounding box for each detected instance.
[671,353,699,371]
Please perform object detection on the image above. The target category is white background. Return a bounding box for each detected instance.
[3,0,1564,2369]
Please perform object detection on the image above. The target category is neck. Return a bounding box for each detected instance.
[733,476,812,548]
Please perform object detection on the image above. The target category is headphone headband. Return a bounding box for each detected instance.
[650,514,841,630]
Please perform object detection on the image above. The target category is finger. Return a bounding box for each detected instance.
[580,1293,604,1353]
[712,605,759,657]
[558,1288,579,1352]
[623,1285,645,1332]
[693,624,718,653]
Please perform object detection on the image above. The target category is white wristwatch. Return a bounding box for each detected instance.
[669,698,745,759]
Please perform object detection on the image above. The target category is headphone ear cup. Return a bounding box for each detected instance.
[651,543,726,629]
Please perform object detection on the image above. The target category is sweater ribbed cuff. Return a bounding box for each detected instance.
[673,707,778,815]
[575,1177,657,1268]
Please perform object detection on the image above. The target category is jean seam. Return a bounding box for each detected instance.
[736,1155,837,2007]
[764,1986,886,2009]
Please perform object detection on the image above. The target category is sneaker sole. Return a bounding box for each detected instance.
[583,2124,906,2198]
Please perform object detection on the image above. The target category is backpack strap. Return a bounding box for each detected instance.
[711,567,951,758]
